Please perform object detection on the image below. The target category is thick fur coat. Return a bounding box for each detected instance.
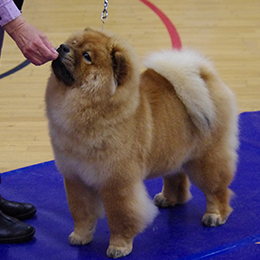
[45,28,238,258]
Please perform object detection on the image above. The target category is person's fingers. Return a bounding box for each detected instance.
[21,45,45,65]
[22,37,58,65]
[23,52,43,66]
[41,35,59,59]
[23,46,51,65]
[37,42,58,61]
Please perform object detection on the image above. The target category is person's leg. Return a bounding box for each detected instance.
[0,26,4,58]
[0,0,35,244]
[13,0,24,10]
[0,197,36,220]
[0,210,35,243]
[0,174,36,243]
[0,171,36,220]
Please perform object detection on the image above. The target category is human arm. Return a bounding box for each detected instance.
[4,15,58,65]
[0,0,58,65]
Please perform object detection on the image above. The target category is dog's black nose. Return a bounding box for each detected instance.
[57,44,70,55]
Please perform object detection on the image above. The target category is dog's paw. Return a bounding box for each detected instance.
[202,213,227,227]
[154,193,176,208]
[106,245,132,259]
[69,231,93,245]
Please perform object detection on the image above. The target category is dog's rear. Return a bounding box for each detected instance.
[143,48,238,227]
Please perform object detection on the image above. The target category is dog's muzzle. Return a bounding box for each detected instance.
[52,44,75,86]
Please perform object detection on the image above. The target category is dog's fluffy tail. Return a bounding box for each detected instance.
[144,49,220,134]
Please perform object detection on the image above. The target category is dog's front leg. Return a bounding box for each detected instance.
[64,177,102,245]
[100,180,158,258]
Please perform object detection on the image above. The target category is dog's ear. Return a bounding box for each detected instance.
[84,27,94,32]
[111,46,129,86]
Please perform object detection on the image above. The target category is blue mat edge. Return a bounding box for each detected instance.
[1,111,260,259]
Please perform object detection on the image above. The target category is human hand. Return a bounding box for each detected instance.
[4,16,58,65]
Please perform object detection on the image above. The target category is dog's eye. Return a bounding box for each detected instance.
[83,52,91,63]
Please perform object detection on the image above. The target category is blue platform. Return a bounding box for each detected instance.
[1,111,260,260]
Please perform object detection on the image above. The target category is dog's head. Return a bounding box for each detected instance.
[51,28,139,100]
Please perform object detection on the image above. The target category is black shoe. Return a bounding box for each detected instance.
[0,212,35,243]
[0,198,36,220]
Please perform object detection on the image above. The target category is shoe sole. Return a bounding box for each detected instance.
[0,229,35,243]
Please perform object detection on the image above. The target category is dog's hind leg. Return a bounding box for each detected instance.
[64,177,103,245]
[154,172,192,208]
[101,180,158,258]
[186,150,235,227]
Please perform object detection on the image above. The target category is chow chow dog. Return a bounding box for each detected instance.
[45,28,238,258]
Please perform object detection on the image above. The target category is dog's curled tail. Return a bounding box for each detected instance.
[144,49,219,135]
